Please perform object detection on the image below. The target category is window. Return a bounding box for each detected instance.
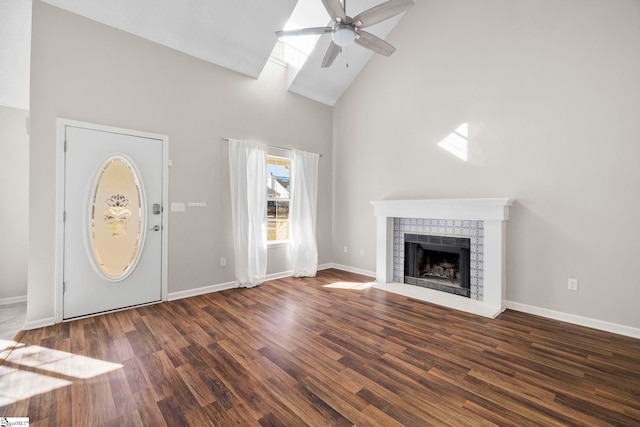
[266,155,290,242]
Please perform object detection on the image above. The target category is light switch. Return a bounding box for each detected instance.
[171,202,185,212]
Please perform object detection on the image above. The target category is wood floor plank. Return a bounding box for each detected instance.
[131,387,167,427]
[98,409,144,427]
[428,367,565,426]
[201,401,260,426]
[1,268,639,425]
[300,375,404,427]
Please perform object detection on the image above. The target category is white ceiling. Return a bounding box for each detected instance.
[0,0,410,109]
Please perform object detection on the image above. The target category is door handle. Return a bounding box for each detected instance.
[149,225,160,231]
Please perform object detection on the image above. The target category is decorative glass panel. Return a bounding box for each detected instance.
[90,156,143,280]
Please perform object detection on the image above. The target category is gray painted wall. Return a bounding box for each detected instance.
[332,0,640,328]
[27,2,332,324]
[0,106,29,301]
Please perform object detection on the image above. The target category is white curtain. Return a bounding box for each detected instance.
[228,139,267,287]
[290,149,320,277]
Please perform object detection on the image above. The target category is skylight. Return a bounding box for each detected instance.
[271,29,319,69]
[270,0,328,68]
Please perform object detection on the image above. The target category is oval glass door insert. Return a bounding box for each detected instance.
[89,156,144,280]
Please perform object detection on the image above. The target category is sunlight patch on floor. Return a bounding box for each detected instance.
[0,343,123,406]
[0,364,72,406]
[1,339,20,354]
[10,344,123,379]
[323,281,372,290]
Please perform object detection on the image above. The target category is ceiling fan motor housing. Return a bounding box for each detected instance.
[333,23,356,47]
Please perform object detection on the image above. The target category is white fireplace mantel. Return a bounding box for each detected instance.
[371,198,513,318]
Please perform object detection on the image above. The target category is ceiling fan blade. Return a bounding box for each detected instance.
[321,0,347,22]
[276,27,333,37]
[352,0,414,29]
[321,41,341,68]
[355,30,396,56]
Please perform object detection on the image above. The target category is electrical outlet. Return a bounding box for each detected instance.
[220,257,226,267]
[343,246,348,253]
[568,278,578,291]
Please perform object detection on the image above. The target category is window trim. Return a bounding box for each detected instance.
[267,240,289,248]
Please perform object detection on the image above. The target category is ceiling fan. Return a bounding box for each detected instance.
[275,0,414,68]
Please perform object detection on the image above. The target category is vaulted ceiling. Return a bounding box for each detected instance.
[0,0,411,109]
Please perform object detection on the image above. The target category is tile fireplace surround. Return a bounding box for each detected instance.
[371,198,513,318]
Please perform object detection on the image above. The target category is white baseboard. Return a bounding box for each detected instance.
[265,270,294,281]
[324,263,640,339]
[319,263,376,278]
[168,280,238,301]
[25,265,638,339]
[506,301,640,340]
[23,270,326,322]
[23,317,56,331]
[0,295,27,305]
[167,270,303,301]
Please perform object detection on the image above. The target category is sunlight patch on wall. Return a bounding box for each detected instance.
[438,123,469,162]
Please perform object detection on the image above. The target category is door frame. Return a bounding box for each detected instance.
[54,118,169,323]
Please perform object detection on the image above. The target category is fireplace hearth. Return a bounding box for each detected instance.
[404,234,471,297]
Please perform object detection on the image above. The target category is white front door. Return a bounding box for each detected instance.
[63,124,164,319]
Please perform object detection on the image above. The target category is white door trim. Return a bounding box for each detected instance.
[55,118,169,323]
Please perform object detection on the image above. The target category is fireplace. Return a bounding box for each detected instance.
[404,234,471,297]
[371,198,512,318]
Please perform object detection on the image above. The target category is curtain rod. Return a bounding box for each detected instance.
[221,137,323,157]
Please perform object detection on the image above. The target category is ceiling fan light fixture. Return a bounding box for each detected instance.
[332,24,356,47]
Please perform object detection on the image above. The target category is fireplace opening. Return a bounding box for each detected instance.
[404,234,471,298]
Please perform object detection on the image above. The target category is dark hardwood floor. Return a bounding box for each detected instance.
[2,268,639,426]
